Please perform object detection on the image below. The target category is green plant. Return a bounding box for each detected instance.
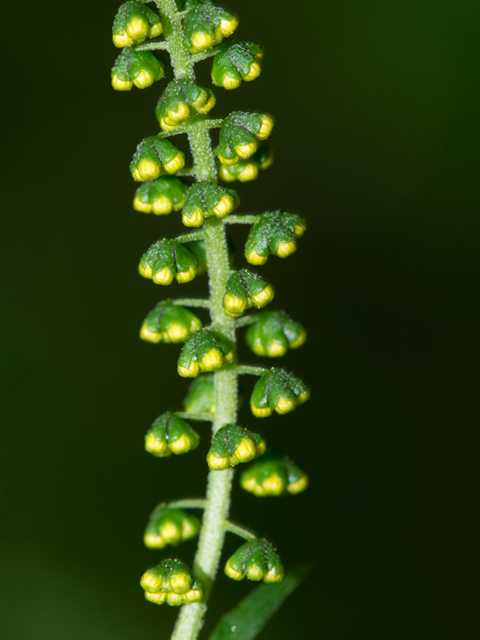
[110,1,310,638]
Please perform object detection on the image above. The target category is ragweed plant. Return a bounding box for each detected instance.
[110,1,310,638]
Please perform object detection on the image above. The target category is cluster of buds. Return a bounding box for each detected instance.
[145,413,200,457]
[223,269,274,318]
[112,1,163,48]
[144,506,201,549]
[251,368,310,417]
[138,239,197,285]
[111,49,165,91]
[219,145,273,182]
[133,176,189,215]
[156,80,216,131]
[130,137,185,181]
[206,424,266,470]
[225,539,284,583]
[181,182,239,227]
[218,112,274,166]
[212,42,263,90]
[140,301,202,344]
[246,310,306,357]
[245,211,306,265]
[183,375,215,414]
[241,454,309,497]
[183,0,238,53]
[177,329,233,377]
[140,559,203,606]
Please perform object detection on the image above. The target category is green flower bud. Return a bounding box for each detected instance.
[218,112,274,166]
[245,310,306,357]
[112,1,163,48]
[240,453,309,496]
[130,137,185,181]
[144,505,201,548]
[111,48,165,91]
[183,374,215,414]
[225,539,284,583]
[140,301,202,344]
[218,144,273,183]
[207,424,266,470]
[182,240,208,275]
[145,412,200,457]
[141,559,203,605]
[133,176,189,215]
[223,269,274,318]
[138,239,197,285]
[183,0,238,54]
[250,368,310,417]
[178,329,233,377]
[155,80,216,131]
[212,42,263,90]
[182,182,239,227]
[245,211,306,265]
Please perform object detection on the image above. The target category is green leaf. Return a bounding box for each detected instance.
[208,565,310,640]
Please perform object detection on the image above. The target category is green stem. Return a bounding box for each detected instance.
[235,314,259,328]
[169,499,207,510]
[224,215,259,224]
[174,411,214,422]
[224,521,257,541]
[153,0,195,82]
[172,299,211,308]
[236,365,268,376]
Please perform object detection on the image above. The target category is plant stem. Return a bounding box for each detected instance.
[236,365,268,376]
[224,521,257,541]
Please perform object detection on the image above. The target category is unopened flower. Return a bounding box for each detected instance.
[145,412,200,457]
[212,41,263,89]
[112,1,163,48]
[141,559,203,606]
[177,329,233,377]
[218,144,273,182]
[245,210,306,265]
[133,176,188,214]
[144,505,201,548]
[245,310,306,357]
[155,80,216,130]
[218,112,274,166]
[111,49,165,91]
[182,182,239,227]
[130,137,185,181]
[250,368,309,417]
[206,424,266,470]
[225,539,284,582]
[138,239,197,285]
[240,453,309,496]
[140,301,202,344]
[183,0,238,54]
[223,269,274,318]
[183,374,215,414]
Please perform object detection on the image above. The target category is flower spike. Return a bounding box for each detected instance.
[182,182,239,227]
[138,239,197,285]
[141,559,203,606]
[206,424,266,470]
[245,210,306,265]
[225,539,284,582]
[130,137,185,182]
[177,329,233,377]
[218,112,274,166]
[212,42,263,90]
[245,310,306,357]
[183,0,238,54]
[140,301,202,344]
[223,269,274,318]
[112,1,163,48]
[250,368,310,417]
[145,412,200,457]
[144,505,201,549]
[183,374,215,414]
[240,453,309,496]
[155,80,216,131]
[133,176,189,215]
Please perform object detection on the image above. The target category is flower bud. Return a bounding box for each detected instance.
[112,1,163,48]
[240,454,309,496]
[140,301,202,344]
[111,49,165,91]
[145,412,200,457]
[144,505,201,548]
[141,559,203,606]
[206,424,266,470]
[183,0,238,54]
[130,137,185,181]
[182,182,239,227]
[218,145,273,183]
[133,176,188,215]
[155,80,216,131]
[250,368,309,417]
[245,310,306,357]
[178,329,233,377]
[244,211,306,265]
[225,539,284,583]
[218,112,274,166]
[138,239,197,285]
[183,374,215,414]
[223,269,274,318]
[212,42,263,89]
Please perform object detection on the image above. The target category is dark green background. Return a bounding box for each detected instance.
[1,1,479,638]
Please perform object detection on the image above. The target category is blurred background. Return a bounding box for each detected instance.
[1,1,479,638]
